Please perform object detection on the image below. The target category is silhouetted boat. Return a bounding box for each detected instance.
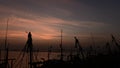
[0,19,15,68]
[30,35,120,68]
[1,25,120,68]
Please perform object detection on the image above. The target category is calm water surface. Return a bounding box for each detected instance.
[0,51,63,68]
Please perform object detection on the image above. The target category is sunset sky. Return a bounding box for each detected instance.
[0,0,120,50]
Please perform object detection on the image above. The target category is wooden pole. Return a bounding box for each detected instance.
[60,30,63,61]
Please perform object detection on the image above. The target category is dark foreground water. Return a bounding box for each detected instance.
[0,51,62,68]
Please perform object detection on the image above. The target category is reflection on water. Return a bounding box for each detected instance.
[0,51,62,68]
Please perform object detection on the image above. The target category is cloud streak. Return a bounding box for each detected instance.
[0,14,108,41]
[0,0,119,48]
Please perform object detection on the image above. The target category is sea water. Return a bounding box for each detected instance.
[0,51,62,68]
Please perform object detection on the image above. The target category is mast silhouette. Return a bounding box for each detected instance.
[60,29,63,61]
[5,19,9,50]
[91,33,96,55]
[74,37,84,60]
[27,32,33,68]
[48,46,52,60]
[5,19,9,68]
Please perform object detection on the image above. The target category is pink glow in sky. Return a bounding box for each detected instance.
[0,0,120,50]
